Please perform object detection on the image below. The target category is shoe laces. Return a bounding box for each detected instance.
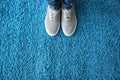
[49,9,58,21]
[63,9,72,21]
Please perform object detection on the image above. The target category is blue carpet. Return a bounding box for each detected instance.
[0,0,120,80]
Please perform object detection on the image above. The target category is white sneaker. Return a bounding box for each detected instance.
[61,6,77,36]
[45,6,60,36]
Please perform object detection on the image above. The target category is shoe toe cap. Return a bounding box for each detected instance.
[45,21,60,36]
[62,22,77,36]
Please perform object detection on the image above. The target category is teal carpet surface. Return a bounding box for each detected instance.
[0,0,120,80]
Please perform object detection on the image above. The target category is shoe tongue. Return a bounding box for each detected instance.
[64,9,72,21]
[49,9,58,21]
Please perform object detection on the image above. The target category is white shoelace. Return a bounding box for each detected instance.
[49,9,58,21]
[63,9,72,21]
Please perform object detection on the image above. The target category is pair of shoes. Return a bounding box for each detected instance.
[45,5,77,36]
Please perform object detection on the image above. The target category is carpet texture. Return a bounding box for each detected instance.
[0,0,120,80]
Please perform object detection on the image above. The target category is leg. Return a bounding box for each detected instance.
[46,0,61,10]
[61,0,74,9]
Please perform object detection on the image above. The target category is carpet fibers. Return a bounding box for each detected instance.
[0,0,120,80]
